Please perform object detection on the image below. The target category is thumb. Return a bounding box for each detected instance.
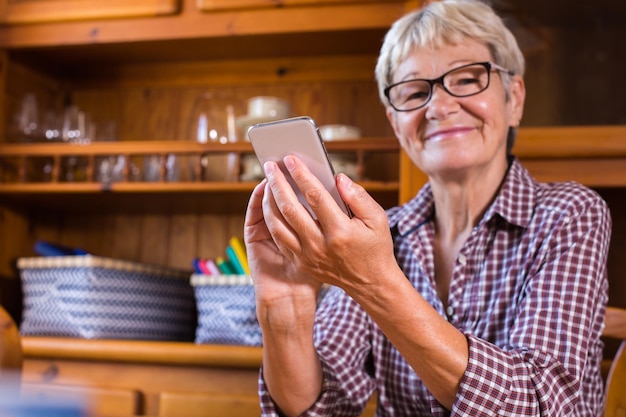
[336,173,386,224]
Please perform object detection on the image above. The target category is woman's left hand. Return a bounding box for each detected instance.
[262,155,398,295]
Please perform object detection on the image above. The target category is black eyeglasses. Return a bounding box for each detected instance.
[384,61,513,112]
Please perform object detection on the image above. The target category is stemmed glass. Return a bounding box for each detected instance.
[62,105,86,144]
[61,105,88,181]
[13,93,40,143]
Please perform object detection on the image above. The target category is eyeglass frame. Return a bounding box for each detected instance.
[383,61,514,112]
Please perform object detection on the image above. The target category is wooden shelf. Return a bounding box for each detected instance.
[22,336,262,368]
[0,138,400,213]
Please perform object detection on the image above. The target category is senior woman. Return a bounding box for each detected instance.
[244,0,612,415]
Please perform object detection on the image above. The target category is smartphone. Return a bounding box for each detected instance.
[247,116,351,218]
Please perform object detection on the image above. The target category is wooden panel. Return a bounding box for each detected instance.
[604,341,626,417]
[602,308,626,417]
[522,158,626,187]
[604,307,626,340]
[399,149,427,204]
[0,0,180,25]
[167,214,199,268]
[21,382,142,416]
[0,205,30,276]
[0,51,5,139]
[514,126,626,158]
[197,0,393,12]
[0,305,21,373]
[68,55,379,89]
[158,390,378,417]
[140,214,171,266]
[600,188,626,310]
[111,214,143,262]
[159,391,260,417]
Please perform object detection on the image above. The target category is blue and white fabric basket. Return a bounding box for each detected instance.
[191,274,261,346]
[18,256,197,341]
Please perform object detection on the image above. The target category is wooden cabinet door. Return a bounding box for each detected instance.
[21,383,143,416]
[158,391,261,417]
[197,0,400,12]
[0,0,180,24]
[158,391,378,417]
[399,150,427,204]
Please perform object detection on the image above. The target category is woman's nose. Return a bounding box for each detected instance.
[425,84,458,119]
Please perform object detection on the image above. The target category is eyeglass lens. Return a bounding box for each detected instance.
[387,63,491,111]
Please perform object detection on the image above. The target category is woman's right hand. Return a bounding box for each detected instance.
[244,179,322,330]
[245,179,325,416]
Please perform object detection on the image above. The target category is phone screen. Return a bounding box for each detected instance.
[247,116,351,218]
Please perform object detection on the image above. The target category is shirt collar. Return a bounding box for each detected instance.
[488,156,536,228]
[387,157,536,235]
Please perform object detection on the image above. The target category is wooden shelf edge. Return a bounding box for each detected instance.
[514,125,626,158]
[0,138,398,156]
[0,182,256,193]
[22,336,263,368]
[0,180,397,194]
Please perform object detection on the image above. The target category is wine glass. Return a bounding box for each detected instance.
[13,93,40,143]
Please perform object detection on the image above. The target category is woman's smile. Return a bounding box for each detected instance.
[424,126,476,142]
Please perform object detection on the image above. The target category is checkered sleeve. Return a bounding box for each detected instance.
[258,285,376,416]
[452,185,611,416]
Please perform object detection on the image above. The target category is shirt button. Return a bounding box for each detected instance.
[457,254,467,265]
[446,306,454,317]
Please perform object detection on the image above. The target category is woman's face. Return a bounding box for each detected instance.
[385,39,525,182]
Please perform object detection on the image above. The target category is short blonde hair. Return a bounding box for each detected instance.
[375,0,525,106]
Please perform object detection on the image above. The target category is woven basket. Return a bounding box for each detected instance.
[18,256,196,341]
[191,274,261,346]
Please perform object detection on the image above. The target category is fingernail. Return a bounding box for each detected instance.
[338,173,352,189]
[284,155,295,171]
[263,161,275,176]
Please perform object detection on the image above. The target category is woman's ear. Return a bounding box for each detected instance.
[508,75,526,127]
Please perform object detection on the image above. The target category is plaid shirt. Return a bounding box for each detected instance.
[259,158,611,416]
